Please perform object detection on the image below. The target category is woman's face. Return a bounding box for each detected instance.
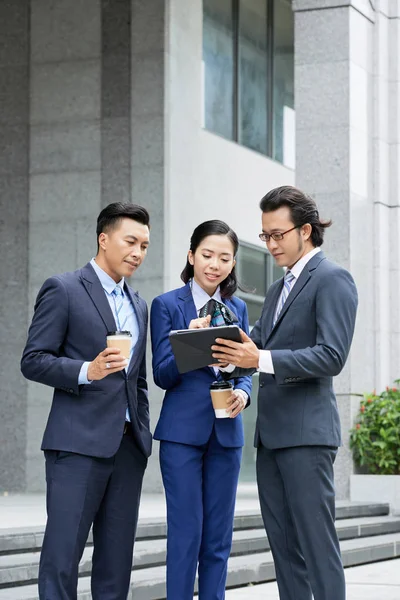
[189,234,236,296]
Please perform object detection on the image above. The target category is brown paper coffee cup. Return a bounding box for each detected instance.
[210,381,233,418]
[106,330,132,359]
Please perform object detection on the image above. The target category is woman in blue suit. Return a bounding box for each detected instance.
[150,220,252,599]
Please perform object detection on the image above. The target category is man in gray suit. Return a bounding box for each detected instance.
[212,186,358,600]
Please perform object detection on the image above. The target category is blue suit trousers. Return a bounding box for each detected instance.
[160,428,242,600]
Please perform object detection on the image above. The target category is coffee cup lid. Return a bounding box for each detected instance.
[106,330,132,337]
[210,380,233,390]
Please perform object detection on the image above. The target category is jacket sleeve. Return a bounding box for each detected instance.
[232,301,253,403]
[21,276,84,394]
[271,268,358,385]
[150,295,182,390]
[136,303,150,429]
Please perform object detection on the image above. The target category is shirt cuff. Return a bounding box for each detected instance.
[235,388,249,406]
[257,350,275,374]
[218,363,236,373]
[78,361,93,385]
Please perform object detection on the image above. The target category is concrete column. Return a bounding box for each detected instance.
[0,0,30,492]
[101,0,132,206]
[131,0,166,492]
[293,0,376,498]
[387,1,400,384]
[27,0,102,489]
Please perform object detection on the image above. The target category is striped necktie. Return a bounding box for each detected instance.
[112,285,127,330]
[273,270,295,326]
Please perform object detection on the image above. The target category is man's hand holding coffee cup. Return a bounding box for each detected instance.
[87,348,128,381]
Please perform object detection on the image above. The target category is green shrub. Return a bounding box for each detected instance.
[350,381,400,475]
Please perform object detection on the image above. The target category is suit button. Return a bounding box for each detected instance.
[260,382,264,388]
[69,388,74,394]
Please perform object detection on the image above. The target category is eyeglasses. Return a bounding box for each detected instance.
[258,225,300,243]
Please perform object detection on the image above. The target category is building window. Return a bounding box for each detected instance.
[236,241,283,327]
[202,0,294,168]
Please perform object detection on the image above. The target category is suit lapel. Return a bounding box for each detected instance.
[177,283,198,328]
[265,251,326,345]
[263,279,283,342]
[124,284,146,375]
[177,283,219,379]
[80,263,116,333]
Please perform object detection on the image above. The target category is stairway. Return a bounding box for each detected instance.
[1,502,400,599]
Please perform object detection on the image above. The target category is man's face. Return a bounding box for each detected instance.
[98,218,150,282]
[261,206,310,269]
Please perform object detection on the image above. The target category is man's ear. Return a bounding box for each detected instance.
[302,223,312,241]
[98,232,107,251]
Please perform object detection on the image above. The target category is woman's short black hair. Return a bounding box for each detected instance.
[96,202,150,249]
[259,185,332,246]
[180,220,240,298]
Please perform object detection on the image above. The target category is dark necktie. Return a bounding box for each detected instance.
[199,299,238,327]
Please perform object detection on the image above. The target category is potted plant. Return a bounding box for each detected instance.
[349,381,400,512]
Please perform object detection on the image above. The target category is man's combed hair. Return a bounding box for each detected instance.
[96,202,150,240]
[259,185,332,247]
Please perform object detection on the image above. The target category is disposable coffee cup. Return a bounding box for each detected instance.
[210,381,233,419]
[106,330,132,359]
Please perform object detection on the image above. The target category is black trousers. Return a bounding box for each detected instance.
[39,433,147,600]
[256,445,345,600]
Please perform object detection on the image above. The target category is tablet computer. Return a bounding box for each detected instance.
[169,325,242,374]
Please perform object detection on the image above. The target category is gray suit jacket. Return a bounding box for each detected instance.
[232,252,358,449]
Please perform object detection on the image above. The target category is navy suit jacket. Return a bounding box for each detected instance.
[228,252,358,449]
[21,262,152,459]
[150,283,252,448]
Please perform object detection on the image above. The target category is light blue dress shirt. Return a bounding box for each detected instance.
[78,258,140,421]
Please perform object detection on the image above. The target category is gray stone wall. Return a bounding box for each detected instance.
[26,0,102,490]
[130,0,166,492]
[0,0,30,492]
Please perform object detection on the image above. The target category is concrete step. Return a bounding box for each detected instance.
[1,515,400,589]
[1,532,400,600]
[0,501,390,555]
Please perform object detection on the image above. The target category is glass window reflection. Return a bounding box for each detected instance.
[273,0,295,168]
[238,0,269,155]
[203,0,235,140]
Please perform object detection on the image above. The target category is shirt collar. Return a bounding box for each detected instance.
[90,258,125,295]
[288,247,321,280]
[191,278,222,312]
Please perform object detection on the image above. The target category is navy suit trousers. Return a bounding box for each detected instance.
[39,434,147,600]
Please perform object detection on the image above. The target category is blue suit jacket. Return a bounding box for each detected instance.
[21,262,152,459]
[227,252,358,449]
[150,283,252,448]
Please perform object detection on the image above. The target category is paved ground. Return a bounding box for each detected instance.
[0,485,261,528]
[2,490,399,598]
[224,559,400,600]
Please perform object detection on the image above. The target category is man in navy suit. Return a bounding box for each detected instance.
[21,203,152,600]
[212,186,358,600]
